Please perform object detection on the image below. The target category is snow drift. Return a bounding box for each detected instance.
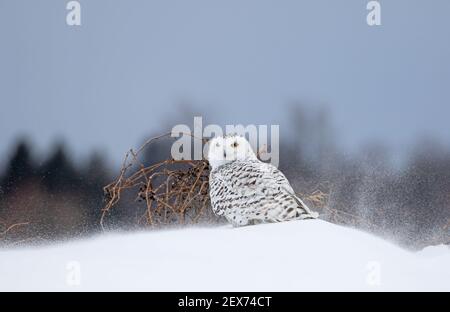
[0,220,449,291]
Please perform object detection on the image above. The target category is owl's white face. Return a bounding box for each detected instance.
[207,135,257,169]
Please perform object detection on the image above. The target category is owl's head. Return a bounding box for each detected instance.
[207,135,257,169]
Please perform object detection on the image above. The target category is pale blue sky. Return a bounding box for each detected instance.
[1,0,449,164]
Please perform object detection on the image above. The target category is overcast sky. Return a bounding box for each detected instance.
[1,0,449,164]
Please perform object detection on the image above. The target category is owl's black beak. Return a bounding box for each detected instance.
[223,151,227,158]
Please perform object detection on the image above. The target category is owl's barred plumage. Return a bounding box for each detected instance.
[207,135,318,227]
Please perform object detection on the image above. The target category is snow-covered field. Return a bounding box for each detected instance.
[0,220,449,291]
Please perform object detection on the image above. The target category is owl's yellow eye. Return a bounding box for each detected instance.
[232,142,239,148]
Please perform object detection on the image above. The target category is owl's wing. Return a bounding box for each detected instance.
[211,160,318,218]
[258,162,295,194]
[259,162,318,217]
[210,161,317,218]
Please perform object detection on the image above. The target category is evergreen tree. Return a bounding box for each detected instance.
[1,140,36,194]
[39,143,80,193]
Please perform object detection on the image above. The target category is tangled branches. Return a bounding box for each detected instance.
[102,133,217,229]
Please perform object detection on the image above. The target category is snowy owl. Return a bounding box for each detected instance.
[207,135,319,227]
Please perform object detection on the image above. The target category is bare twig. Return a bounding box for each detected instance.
[0,222,29,239]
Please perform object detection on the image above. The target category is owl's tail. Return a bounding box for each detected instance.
[293,194,319,219]
[288,190,319,219]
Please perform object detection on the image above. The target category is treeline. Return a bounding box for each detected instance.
[0,141,111,243]
[0,137,184,245]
